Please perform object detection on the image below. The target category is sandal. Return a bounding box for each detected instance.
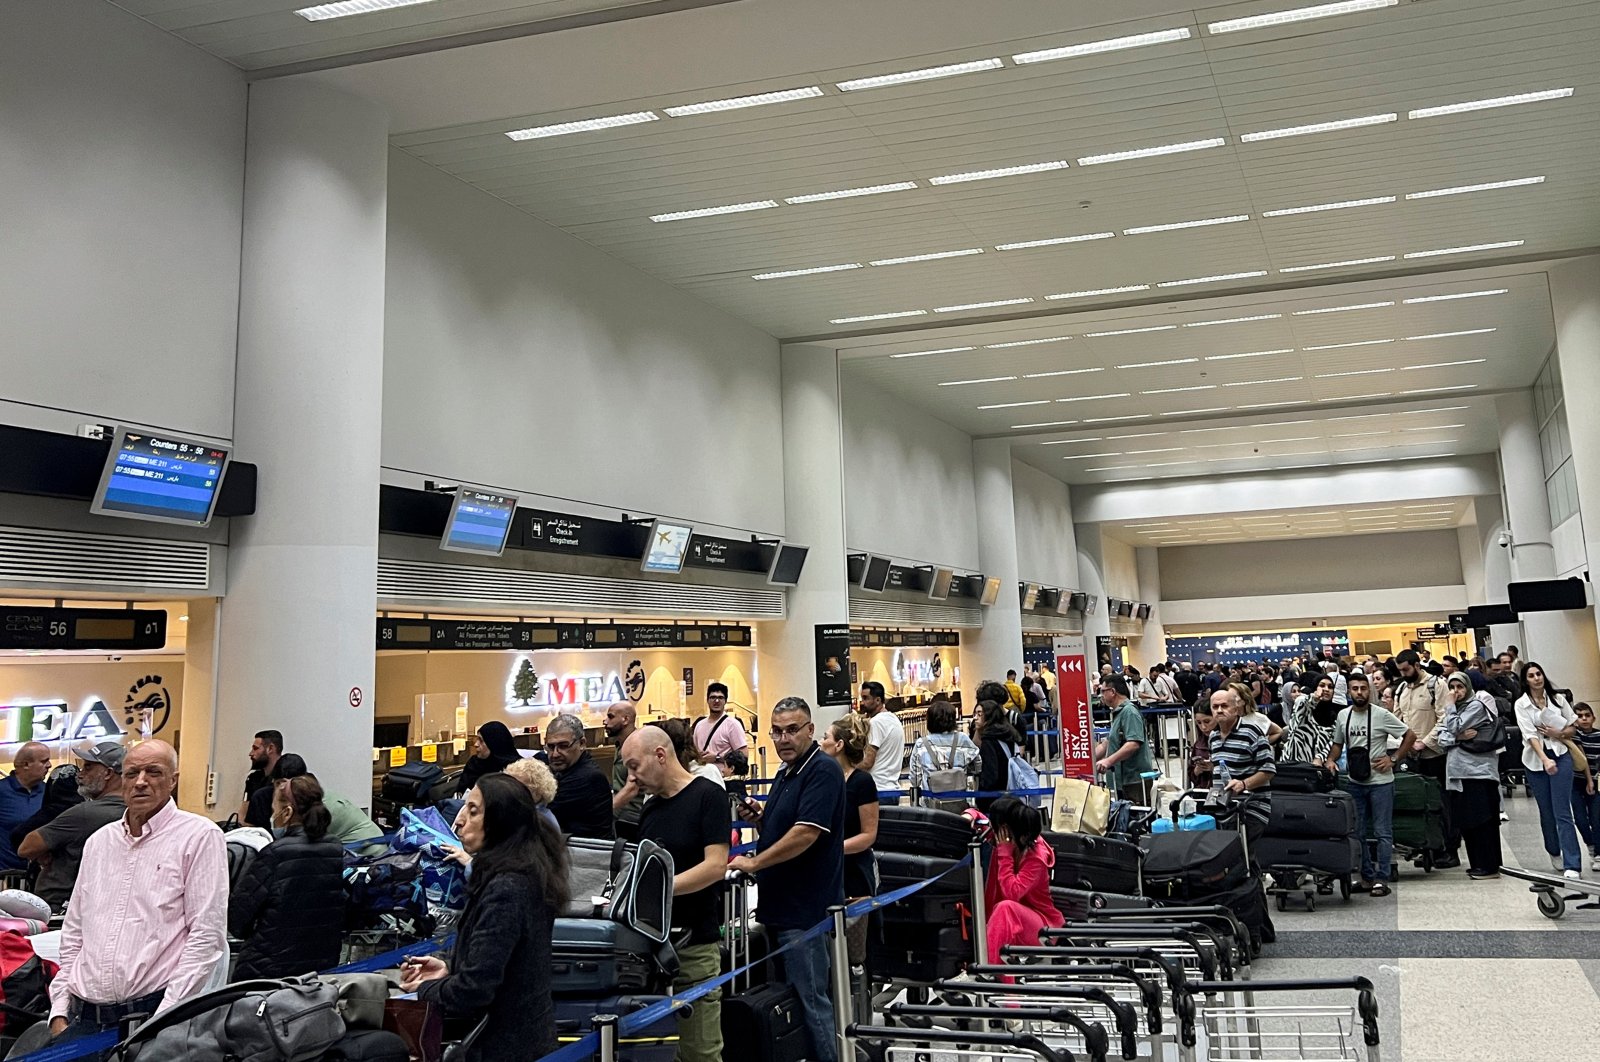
[1370,882,1392,897]
[1350,880,1372,893]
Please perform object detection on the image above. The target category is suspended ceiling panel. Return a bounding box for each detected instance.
[1098,499,1472,546]
[390,0,1600,337]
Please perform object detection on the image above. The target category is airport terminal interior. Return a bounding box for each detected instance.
[5,0,1600,1058]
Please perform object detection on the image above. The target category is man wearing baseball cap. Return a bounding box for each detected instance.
[18,740,127,912]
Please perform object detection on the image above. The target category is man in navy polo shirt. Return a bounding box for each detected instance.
[730,697,845,1062]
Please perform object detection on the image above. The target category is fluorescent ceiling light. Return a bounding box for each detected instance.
[1292,301,1394,315]
[933,298,1034,312]
[1056,393,1132,403]
[1315,368,1393,378]
[1117,357,1198,369]
[1409,88,1574,120]
[1079,138,1226,166]
[979,400,1051,410]
[1280,255,1396,272]
[1084,415,1146,423]
[1013,27,1191,63]
[1205,348,1295,360]
[1404,241,1524,258]
[1161,407,1229,415]
[664,87,824,117]
[829,309,927,324]
[508,110,659,140]
[785,182,918,204]
[1240,112,1397,141]
[940,376,1017,386]
[1399,360,1487,371]
[1124,215,1250,235]
[1143,385,1217,395]
[888,346,976,359]
[837,59,1003,92]
[1013,420,1079,428]
[1303,339,1393,351]
[1406,176,1545,199]
[1319,392,1393,401]
[1401,424,1468,431]
[1024,368,1106,378]
[1158,270,1268,287]
[296,0,438,16]
[1041,437,1105,445]
[1059,452,1125,459]
[1184,314,1283,327]
[1237,400,1304,409]
[752,262,862,280]
[996,232,1115,251]
[931,161,1070,185]
[1207,0,1398,34]
[987,336,1076,348]
[1403,329,1497,340]
[651,199,778,222]
[1400,384,1479,394]
[1108,432,1168,439]
[1326,412,1389,420]
[1403,288,1509,304]
[1224,376,1304,386]
[1047,285,1151,299]
[1086,325,1178,338]
[1263,195,1394,217]
[1124,448,1184,454]
[870,247,983,266]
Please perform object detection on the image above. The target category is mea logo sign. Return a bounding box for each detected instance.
[123,675,172,737]
[0,675,172,745]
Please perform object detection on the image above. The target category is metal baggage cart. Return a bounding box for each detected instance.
[1187,977,1381,1062]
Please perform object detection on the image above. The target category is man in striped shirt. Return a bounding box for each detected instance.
[1207,686,1277,841]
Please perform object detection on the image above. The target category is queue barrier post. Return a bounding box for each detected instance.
[828,904,854,1062]
[966,838,988,968]
[596,1013,618,1062]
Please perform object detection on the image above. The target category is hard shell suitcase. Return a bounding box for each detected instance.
[876,806,973,859]
[1044,831,1143,895]
[1272,763,1337,793]
[720,983,811,1062]
[1266,791,1356,839]
[869,924,966,982]
[381,763,443,805]
[1140,831,1248,900]
[551,918,675,998]
[880,891,965,926]
[1253,836,1359,878]
[876,852,969,899]
[1049,887,1155,922]
[554,995,678,1062]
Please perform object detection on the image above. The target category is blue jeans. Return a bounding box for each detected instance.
[777,928,836,1062]
[1571,779,1600,848]
[1528,755,1582,871]
[1345,780,1395,883]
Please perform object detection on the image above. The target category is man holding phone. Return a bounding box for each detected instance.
[1325,673,1416,897]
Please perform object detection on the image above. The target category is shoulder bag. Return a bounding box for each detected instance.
[920,737,969,812]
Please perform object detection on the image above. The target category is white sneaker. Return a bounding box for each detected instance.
[1564,869,1582,881]
[1499,811,1509,822]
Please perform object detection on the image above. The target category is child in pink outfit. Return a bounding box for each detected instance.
[982,796,1064,964]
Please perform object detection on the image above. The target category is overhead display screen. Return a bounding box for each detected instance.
[928,568,954,601]
[860,555,892,593]
[641,520,694,573]
[768,543,809,586]
[441,489,519,555]
[90,428,230,527]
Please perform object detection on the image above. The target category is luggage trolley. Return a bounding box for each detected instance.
[932,970,1175,1062]
[1187,977,1382,1062]
[850,1023,1075,1062]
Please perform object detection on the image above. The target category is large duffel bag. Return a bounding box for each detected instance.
[721,983,810,1062]
[1181,875,1275,954]
[1049,886,1155,922]
[1272,763,1336,794]
[554,995,678,1062]
[1045,831,1143,895]
[876,805,973,859]
[877,851,969,924]
[868,923,966,982]
[551,918,677,998]
[1140,830,1248,901]
[1253,835,1359,879]
[1266,790,1356,839]
[1377,771,1446,853]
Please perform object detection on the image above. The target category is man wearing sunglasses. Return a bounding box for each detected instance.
[729,698,845,1062]
[543,714,615,840]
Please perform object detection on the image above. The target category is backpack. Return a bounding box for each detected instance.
[920,737,970,813]
[118,979,345,1062]
[1006,746,1046,809]
[0,932,54,1041]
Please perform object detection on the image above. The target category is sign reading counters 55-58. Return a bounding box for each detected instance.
[91,428,230,527]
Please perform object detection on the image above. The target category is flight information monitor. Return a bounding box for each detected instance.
[441,489,519,555]
[90,428,230,527]
[641,520,694,573]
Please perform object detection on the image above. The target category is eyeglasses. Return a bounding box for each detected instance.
[543,739,580,754]
[768,724,811,740]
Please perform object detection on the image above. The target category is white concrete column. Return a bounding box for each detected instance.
[757,344,853,735]
[1134,546,1168,666]
[1495,389,1600,698]
[213,80,389,811]
[963,438,1025,702]
[176,597,220,813]
[1550,256,1600,697]
[1076,524,1113,671]
[1472,495,1521,656]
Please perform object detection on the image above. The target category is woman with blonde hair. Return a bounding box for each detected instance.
[822,712,879,965]
[1229,682,1284,745]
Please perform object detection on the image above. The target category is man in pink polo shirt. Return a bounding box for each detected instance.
[48,739,228,1051]
[692,683,749,767]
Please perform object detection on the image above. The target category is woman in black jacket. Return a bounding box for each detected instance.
[402,772,571,1062]
[972,699,1025,813]
[228,775,345,979]
[455,720,521,796]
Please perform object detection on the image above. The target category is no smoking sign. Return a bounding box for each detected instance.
[349,687,363,709]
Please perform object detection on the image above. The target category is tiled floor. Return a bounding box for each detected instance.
[1252,790,1600,1061]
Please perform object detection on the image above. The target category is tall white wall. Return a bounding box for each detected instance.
[1011,460,1080,588]
[1101,536,1140,601]
[382,150,785,534]
[0,0,245,441]
[1159,531,1464,600]
[840,374,980,569]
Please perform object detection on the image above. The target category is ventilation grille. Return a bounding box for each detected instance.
[849,598,983,629]
[377,558,786,619]
[0,525,211,591]
[1022,616,1085,635]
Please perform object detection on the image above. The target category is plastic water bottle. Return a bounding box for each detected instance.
[1210,759,1231,804]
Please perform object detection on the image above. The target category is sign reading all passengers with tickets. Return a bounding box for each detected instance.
[1052,635,1094,779]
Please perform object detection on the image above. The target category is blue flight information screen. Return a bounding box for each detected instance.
[442,489,519,555]
[91,429,230,526]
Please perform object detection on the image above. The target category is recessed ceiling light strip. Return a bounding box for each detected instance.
[931,161,1070,185]
[1408,87,1573,119]
[296,0,437,19]
[869,247,983,266]
[1158,270,1268,287]
[1078,138,1226,166]
[1144,385,1217,394]
[651,199,778,222]
[837,59,1004,92]
[1056,393,1133,403]
[1240,112,1397,141]
[1302,339,1393,350]
[987,336,1076,348]
[1404,240,1524,258]
[509,110,660,140]
[1124,215,1250,235]
[663,87,824,117]
[1280,255,1395,272]
[1315,368,1393,378]
[1263,195,1394,217]
[785,182,918,204]
[829,309,927,324]
[1398,360,1486,370]
[996,232,1115,250]
[1013,420,1079,428]
[1402,289,1508,304]
[1013,28,1192,63]
[1047,285,1151,299]
[1086,325,1178,338]
[978,400,1051,410]
[1204,348,1295,360]
[1403,329,1496,340]
[1406,175,1545,199]
[1116,357,1198,369]
[939,376,1017,386]
[1292,301,1395,315]
[888,346,976,359]
[1024,368,1106,378]
[1207,0,1399,34]
[1224,376,1304,386]
[933,298,1034,312]
[752,262,862,280]
[1160,407,1229,415]
[1184,314,1283,327]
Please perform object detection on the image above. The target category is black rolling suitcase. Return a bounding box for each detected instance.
[1254,836,1359,879]
[876,806,973,858]
[380,762,443,806]
[1044,831,1143,895]
[877,851,969,924]
[869,924,966,982]
[1266,791,1356,838]
[1140,830,1248,900]
[1272,763,1336,793]
[555,995,679,1062]
[551,918,676,997]
[720,983,811,1062]
[1196,875,1275,953]
[1049,886,1155,921]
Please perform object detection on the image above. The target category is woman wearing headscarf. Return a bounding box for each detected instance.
[1279,674,1337,765]
[456,721,520,796]
[1436,671,1503,879]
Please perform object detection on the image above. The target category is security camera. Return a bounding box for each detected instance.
[1497,531,1512,549]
